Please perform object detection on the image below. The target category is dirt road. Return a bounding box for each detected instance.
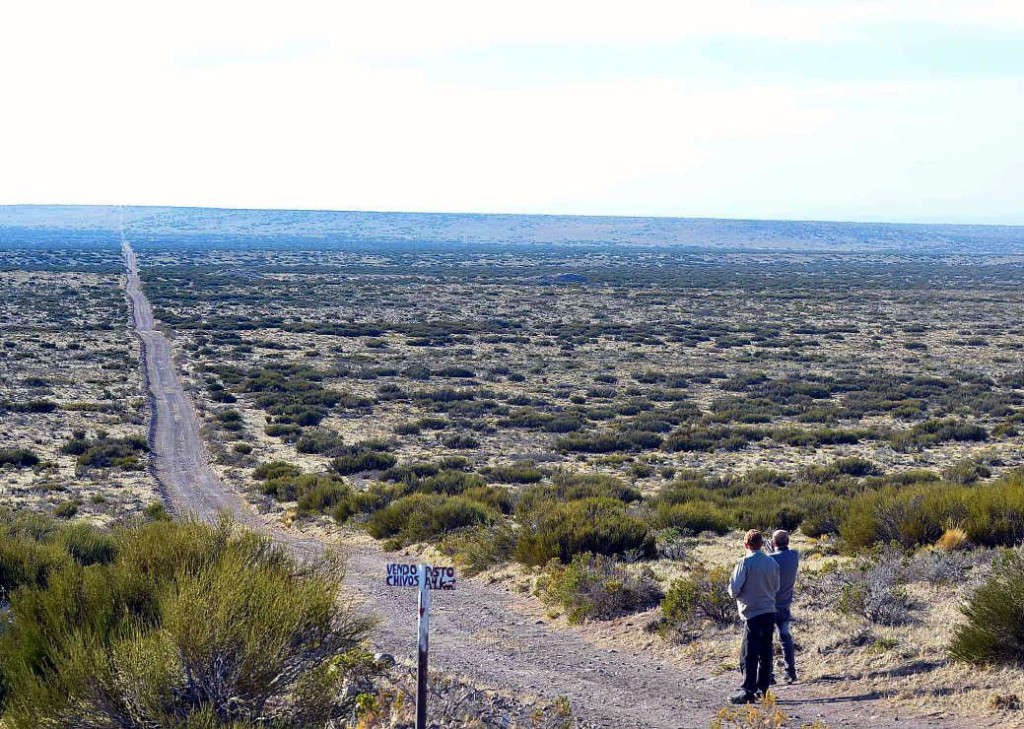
[122,241,973,729]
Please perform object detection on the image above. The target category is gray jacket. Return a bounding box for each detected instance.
[770,547,799,620]
[728,550,780,621]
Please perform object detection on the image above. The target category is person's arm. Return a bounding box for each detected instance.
[728,559,746,599]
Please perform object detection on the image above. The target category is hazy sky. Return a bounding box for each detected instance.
[3,1,1022,224]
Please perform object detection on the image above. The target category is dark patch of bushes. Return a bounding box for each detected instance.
[63,434,148,471]
[0,449,39,469]
[889,418,988,451]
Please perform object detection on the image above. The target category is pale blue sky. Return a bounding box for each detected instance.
[2,1,1022,224]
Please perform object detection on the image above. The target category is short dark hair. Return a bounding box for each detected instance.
[744,529,763,550]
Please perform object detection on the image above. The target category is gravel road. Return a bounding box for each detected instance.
[122,241,979,729]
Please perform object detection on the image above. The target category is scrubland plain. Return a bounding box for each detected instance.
[3,208,1024,728]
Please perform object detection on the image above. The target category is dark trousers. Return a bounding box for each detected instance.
[776,617,796,676]
[738,612,775,695]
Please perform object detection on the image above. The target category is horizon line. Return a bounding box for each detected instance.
[2,201,1023,230]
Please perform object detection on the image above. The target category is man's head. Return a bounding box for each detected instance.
[772,530,790,549]
[744,529,763,552]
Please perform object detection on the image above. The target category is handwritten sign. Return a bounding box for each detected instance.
[386,563,457,590]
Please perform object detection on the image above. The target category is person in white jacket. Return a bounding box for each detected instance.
[728,529,780,704]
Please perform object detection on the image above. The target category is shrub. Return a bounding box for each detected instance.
[143,501,172,522]
[661,567,737,628]
[648,501,732,535]
[890,418,988,451]
[949,552,1024,665]
[515,498,656,566]
[0,519,374,727]
[0,449,39,469]
[254,460,302,480]
[260,472,351,516]
[539,553,663,624]
[332,450,397,475]
[296,478,352,516]
[296,429,345,455]
[53,500,79,519]
[841,483,958,550]
[365,493,496,544]
[67,434,148,471]
[56,523,118,566]
[439,523,517,576]
[481,461,544,484]
[941,460,991,485]
[418,469,486,496]
[826,555,912,626]
[442,433,480,449]
[842,471,1024,550]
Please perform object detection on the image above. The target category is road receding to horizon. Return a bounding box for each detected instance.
[121,240,976,729]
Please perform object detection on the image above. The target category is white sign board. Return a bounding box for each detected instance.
[386,563,457,590]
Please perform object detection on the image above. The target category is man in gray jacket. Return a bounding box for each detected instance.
[728,529,780,704]
[770,529,799,684]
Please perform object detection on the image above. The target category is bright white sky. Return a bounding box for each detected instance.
[2,1,1022,223]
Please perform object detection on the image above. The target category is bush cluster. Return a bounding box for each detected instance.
[538,552,663,624]
[0,516,374,727]
[0,449,39,469]
[841,470,1024,549]
[61,433,148,471]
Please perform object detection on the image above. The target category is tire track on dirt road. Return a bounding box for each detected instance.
[122,240,974,729]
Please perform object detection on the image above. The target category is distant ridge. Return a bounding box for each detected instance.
[2,204,1023,253]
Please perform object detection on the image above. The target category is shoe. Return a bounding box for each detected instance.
[785,670,797,685]
[729,691,757,705]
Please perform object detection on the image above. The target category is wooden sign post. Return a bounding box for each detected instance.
[386,563,457,729]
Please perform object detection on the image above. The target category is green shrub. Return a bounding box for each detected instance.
[539,553,663,624]
[648,501,732,535]
[254,460,302,480]
[332,448,397,475]
[56,523,118,566]
[442,433,480,449]
[296,429,345,455]
[661,567,736,628]
[67,434,148,471]
[143,501,172,522]
[296,478,352,516]
[259,472,351,516]
[890,418,988,451]
[365,493,496,544]
[842,471,1024,550]
[419,470,486,496]
[0,449,39,469]
[516,472,641,518]
[439,523,517,576]
[53,500,79,519]
[949,552,1024,665]
[0,519,373,727]
[515,498,656,566]
[481,461,544,484]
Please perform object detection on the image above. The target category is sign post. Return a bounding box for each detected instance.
[416,564,430,729]
[386,563,457,729]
